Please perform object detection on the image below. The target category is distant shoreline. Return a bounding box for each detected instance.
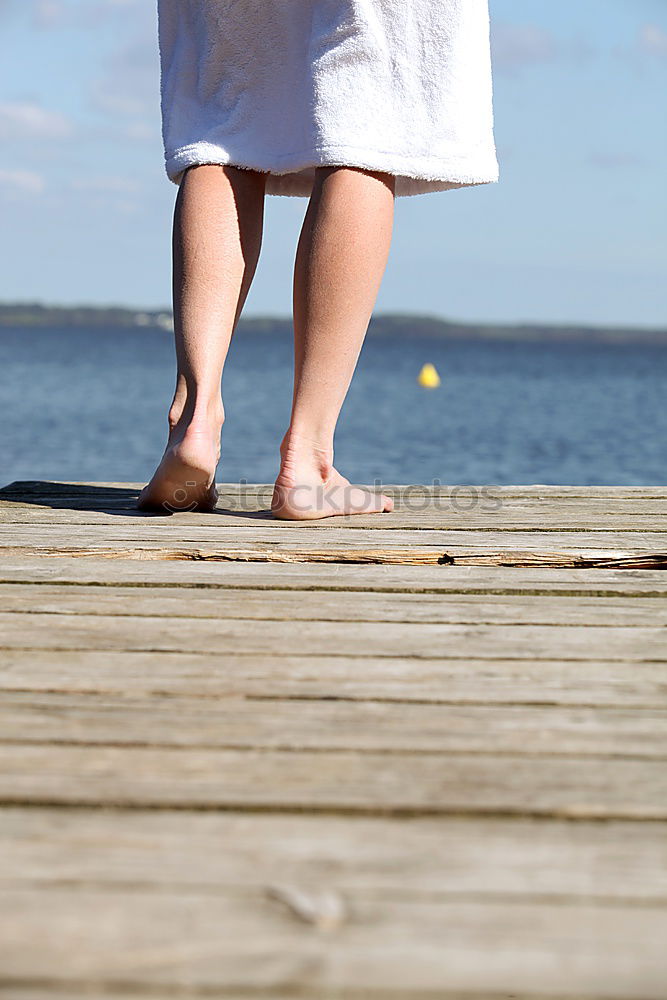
[1,302,665,345]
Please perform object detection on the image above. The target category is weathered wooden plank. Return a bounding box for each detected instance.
[2,556,667,595]
[2,649,665,708]
[2,743,666,817]
[4,479,667,498]
[4,808,666,901]
[0,988,655,1000]
[2,583,665,626]
[3,484,666,506]
[2,505,666,531]
[2,888,666,998]
[2,494,666,512]
[3,808,667,996]
[2,546,665,568]
[2,524,665,567]
[0,611,663,660]
[1,486,665,505]
[4,545,664,568]
[2,525,665,548]
[2,692,666,757]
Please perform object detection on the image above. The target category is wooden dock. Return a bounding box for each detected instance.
[1,480,666,999]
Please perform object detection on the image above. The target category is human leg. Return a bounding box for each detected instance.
[272,166,395,520]
[138,164,266,511]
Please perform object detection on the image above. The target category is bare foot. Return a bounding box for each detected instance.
[271,433,393,520]
[137,416,222,513]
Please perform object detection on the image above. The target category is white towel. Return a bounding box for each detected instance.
[156,0,499,197]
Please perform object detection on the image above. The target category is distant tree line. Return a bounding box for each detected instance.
[0,301,665,344]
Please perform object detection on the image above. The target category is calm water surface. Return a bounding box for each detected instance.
[1,324,666,487]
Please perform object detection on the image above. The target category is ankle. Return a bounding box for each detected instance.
[279,429,334,484]
[169,398,224,433]
[280,427,333,458]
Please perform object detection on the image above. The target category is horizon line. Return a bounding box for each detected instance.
[0,300,665,334]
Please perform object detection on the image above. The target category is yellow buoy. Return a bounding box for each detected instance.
[417,363,441,388]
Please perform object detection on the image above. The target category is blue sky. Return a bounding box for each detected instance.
[1,0,666,326]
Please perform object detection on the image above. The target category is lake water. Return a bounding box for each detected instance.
[1,324,666,488]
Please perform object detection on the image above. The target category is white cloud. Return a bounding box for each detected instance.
[640,24,667,58]
[0,169,46,194]
[0,101,74,140]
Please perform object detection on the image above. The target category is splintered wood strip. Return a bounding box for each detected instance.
[0,613,664,661]
[2,556,666,595]
[445,552,667,569]
[0,545,443,566]
[1,544,665,568]
[469,553,656,569]
[2,584,665,626]
[4,808,667,902]
[2,744,667,818]
[2,692,666,757]
[2,649,665,708]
